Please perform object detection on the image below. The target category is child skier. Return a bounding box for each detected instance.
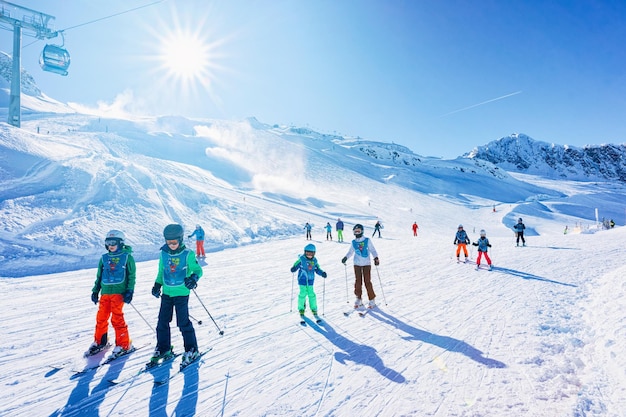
[188,224,206,258]
[342,224,380,309]
[291,244,327,322]
[472,229,493,270]
[454,224,471,262]
[325,222,333,240]
[88,230,136,358]
[304,222,312,240]
[151,224,204,367]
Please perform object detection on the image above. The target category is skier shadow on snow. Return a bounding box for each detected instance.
[149,359,200,416]
[49,354,131,417]
[303,317,406,383]
[368,309,507,369]
[491,266,577,287]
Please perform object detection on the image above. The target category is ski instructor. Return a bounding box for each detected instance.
[342,224,380,309]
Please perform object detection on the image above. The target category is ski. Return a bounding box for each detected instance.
[70,343,148,377]
[358,304,378,317]
[475,265,493,271]
[153,348,213,386]
[344,305,366,317]
[313,315,323,325]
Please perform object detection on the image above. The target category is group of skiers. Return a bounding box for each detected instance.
[90,216,529,362]
[88,224,205,368]
[305,218,385,242]
[292,223,381,322]
[453,217,527,270]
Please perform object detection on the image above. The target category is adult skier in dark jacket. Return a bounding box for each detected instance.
[513,218,526,246]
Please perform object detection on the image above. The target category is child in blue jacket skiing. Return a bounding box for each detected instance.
[454,224,471,262]
[472,229,492,270]
[290,244,327,320]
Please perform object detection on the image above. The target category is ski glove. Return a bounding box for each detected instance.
[151,283,162,298]
[290,265,298,273]
[341,256,348,264]
[91,292,99,304]
[184,274,198,290]
[472,242,478,246]
[374,257,380,266]
[123,290,133,304]
[321,272,327,278]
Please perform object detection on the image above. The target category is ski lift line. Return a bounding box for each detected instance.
[57,0,167,33]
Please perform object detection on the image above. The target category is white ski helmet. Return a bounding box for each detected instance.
[104,229,125,248]
[480,229,486,236]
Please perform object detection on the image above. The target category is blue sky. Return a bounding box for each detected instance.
[3,0,626,158]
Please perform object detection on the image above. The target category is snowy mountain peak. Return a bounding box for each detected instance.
[466,133,626,182]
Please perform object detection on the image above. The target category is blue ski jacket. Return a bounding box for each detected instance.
[473,237,491,252]
[291,254,326,286]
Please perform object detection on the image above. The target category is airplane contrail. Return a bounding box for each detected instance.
[439,91,522,117]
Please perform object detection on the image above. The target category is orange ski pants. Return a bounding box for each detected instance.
[94,294,130,349]
[456,243,469,257]
[195,240,205,257]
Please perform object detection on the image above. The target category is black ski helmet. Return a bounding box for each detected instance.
[163,224,184,243]
[353,223,364,238]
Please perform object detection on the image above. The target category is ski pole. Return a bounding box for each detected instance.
[344,263,349,303]
[374,265,388,306]
[322,275,326,317]
[128,302,155,333]
[290,272,295,312]
[189,313,203,325]
[192,289,224,335]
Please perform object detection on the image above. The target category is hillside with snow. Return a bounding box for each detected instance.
[1,57,626,416]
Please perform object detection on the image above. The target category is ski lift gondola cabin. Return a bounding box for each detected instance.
[39,44,70,76]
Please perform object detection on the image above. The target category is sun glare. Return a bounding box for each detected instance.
[143,6,228,109]
[159,30,211,81]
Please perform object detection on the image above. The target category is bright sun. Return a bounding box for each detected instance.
[158,30,211,82]
[144,7,226,105]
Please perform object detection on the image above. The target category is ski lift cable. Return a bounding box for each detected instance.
[14,0,168,48]
[58,0,167,32]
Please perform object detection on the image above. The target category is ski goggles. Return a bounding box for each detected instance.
[105,239,120,246]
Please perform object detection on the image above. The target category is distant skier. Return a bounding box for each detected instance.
[325,222,333,241]
[372,221,382,238]
[88,230,136,358]
[513,218,526,246]
[342,224,380,309]
[472,229,492,270]
[150,224,203,367]
[336,218,344,242]
[412,222,419,237]
[188,224,206,259]
[454,224,471,262]
[304,222,312,240]
[290,243,327,321]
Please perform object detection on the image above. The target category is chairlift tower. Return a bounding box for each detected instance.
[0,0,59,127]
